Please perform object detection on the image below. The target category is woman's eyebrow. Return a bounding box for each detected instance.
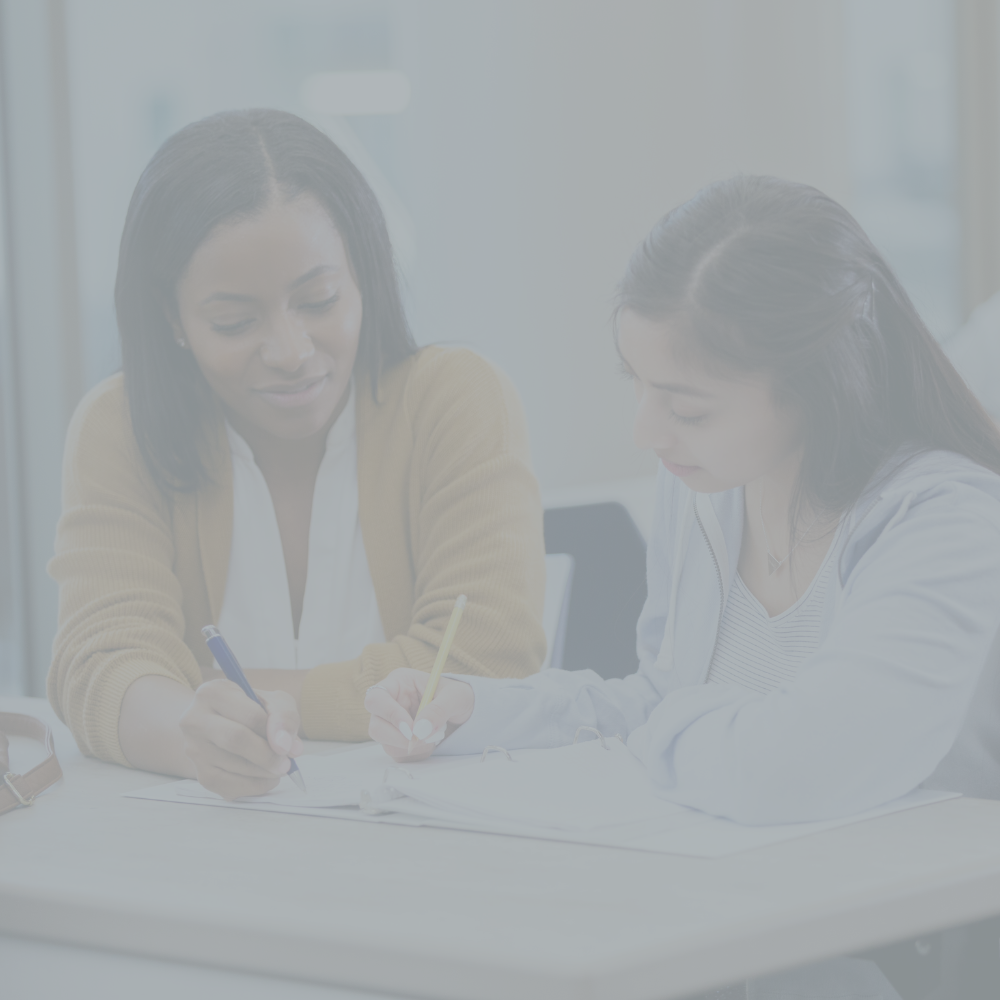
[198,265,340,306]
[289,264,339,290]
[200,291,254,305]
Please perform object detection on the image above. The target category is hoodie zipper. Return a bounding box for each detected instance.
[694,502,725,673]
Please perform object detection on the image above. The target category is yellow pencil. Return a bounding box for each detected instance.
[415,594,468,720]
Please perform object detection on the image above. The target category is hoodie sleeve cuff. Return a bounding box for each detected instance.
[433,673,518,756]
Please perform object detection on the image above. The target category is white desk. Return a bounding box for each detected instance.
[4,695,1000,1000]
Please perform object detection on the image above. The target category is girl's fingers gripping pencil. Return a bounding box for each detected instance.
[409,595,467,754]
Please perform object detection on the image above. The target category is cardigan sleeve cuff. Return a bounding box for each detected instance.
[81,661,186,767]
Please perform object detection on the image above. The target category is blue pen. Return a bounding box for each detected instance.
[201,625,306,791]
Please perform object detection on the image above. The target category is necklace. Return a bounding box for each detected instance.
[758,487,821,578]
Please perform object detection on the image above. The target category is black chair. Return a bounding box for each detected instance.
[543,502,648,679]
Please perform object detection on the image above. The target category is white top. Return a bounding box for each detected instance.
[215,383,385,672]
[705,530,841,695]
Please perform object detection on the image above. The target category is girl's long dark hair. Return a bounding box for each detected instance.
[116,108,417,493]
[617,175,1000,517]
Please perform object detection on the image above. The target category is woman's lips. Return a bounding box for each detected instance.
[661,460,701,478]
[254,375,329,409]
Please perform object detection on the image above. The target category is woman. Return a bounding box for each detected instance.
[48,109,546,800]
[367,175,1000,822]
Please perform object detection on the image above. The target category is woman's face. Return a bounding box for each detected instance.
[616,309,802,493]
[174,194,362,443]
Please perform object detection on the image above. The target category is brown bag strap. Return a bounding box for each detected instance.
[0,712,62,816]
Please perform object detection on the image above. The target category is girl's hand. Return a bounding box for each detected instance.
[365,668,474,762]
[179,679,303,799]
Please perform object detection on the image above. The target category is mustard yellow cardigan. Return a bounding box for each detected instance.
[48,346,547,764]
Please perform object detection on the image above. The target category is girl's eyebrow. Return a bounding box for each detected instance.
[617,349,716,398]
[647,380,715,398]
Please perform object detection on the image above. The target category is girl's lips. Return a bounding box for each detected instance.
[255,375,328,409]
[661,460,701,478]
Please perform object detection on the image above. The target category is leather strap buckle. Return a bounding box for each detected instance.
[3,771,35,807]
[0,713,62,816]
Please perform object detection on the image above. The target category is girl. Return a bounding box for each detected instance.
[366,174,1000,999]
[48,109,546,800]
[367,173,1000,826]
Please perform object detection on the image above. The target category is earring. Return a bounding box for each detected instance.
[176,339,186,348]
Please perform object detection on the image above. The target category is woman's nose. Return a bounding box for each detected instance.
[260,316,315,371]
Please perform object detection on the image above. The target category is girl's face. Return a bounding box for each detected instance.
[174,194,362,443]
[616,309,802,493]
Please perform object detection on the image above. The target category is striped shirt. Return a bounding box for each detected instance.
[705,529,842,695]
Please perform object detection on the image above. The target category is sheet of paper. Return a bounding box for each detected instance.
[376,739,687,832]
[166,743,470,808]
[126,742,959,858]
[370,784,958,858]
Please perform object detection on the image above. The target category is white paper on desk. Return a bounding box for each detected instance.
[169,743,467,808]
[128,741,959,858]
[375,785,958,857]
[376,738,687,832]
[367,740,958,854]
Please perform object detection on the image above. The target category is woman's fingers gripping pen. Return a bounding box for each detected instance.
[202,625,306,791]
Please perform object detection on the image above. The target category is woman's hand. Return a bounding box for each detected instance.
[365,668,474,761]
[178,679,303,799]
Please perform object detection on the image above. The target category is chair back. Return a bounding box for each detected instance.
[543,502,647,679]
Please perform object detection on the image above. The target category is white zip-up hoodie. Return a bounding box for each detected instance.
[441,449,1000,825]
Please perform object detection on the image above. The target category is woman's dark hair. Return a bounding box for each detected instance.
[616,175,1000,520]
[116,108,417,492]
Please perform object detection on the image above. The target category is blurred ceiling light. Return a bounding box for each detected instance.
[300,71,411,116]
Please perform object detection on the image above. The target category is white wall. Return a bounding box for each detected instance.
[396,0,852,488]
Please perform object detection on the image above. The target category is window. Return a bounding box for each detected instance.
[845,0,961,340]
